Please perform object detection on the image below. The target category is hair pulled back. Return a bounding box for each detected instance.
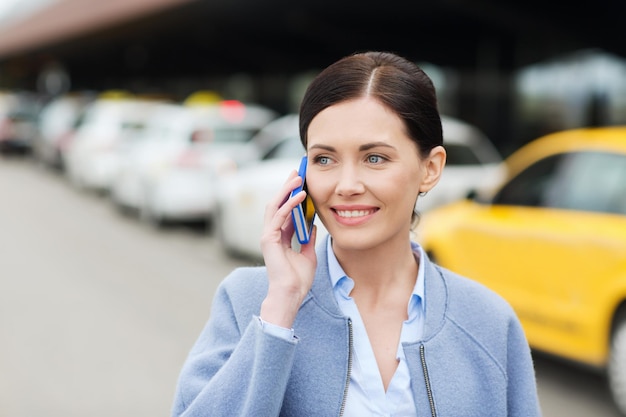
[299,51,443,158]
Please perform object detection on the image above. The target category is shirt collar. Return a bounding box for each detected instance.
[327,237,426,313]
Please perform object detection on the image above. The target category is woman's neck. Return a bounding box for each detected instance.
[332,236,418,296]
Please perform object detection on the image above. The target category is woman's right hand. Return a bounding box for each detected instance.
[259,169,318,329]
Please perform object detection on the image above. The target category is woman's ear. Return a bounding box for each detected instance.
[419,145,446,193]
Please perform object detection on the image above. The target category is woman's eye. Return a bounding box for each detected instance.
[316,156,330,165]
[367,155,384,164]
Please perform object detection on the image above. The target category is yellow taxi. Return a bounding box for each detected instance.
[415,126,626,414]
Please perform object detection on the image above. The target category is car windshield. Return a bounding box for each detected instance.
[262,136,304,160]
[444,143,483,165]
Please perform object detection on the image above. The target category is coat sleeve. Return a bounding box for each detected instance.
[171,269,299,417]
[506,315,543,417]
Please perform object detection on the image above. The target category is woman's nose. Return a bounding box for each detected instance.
[335,165,365,196]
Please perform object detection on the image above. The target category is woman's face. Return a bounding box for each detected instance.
[306,97,444,251]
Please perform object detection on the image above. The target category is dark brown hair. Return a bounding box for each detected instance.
[299,51,443,158]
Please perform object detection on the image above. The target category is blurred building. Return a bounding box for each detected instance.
[0,0,624,154]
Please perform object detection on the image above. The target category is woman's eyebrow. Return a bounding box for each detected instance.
[308,142,397,152]
[308,144,336,152]
[359,142,396,151]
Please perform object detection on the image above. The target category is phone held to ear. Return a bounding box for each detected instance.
[291,155,316,244]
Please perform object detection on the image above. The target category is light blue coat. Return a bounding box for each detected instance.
[171,236,541,417]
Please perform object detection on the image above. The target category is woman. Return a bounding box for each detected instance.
[171,51,541,417]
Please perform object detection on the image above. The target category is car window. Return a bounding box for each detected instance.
[444,143,482,165]
[262,136,304,160]
[494,151,626,215]
[543,151,626,215]
[493,154,563,207]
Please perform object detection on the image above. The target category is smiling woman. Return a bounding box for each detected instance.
[171,51,541,417]
[304,97,436,252]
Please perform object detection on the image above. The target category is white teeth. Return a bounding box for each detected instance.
[336,210,371,218]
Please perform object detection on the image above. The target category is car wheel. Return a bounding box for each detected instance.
[139,200,165,229]
[608,309,626,416]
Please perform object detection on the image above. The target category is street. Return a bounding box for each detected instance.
[0,155,622,417]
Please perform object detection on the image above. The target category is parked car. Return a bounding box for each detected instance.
[0,91,41,154]
[414,126,626,414]
[126,99,278,226]
[416,115,506,213]
[214,114,327,260]
[64,93,167,192]
[33,91,95,170]
[110,102,188,213]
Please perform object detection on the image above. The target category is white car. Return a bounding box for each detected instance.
[416,115,506,213]
[64,95,166,193]
[132,100,278,226]
[33,92,95,170]
[110,102,192,213]
[0,91,41,155]
[214,114,327,261]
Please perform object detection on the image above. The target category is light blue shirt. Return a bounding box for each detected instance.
[259,239,425,416]
[327,238,425,417]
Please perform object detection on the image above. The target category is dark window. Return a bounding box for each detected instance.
[494,150,626,215]
[493,154,563,207]
[444,143,482,166]
[543,151,626,215]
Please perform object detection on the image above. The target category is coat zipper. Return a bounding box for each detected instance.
[339,318,353,417]
[339,323,435,417]
[420,344,437,417]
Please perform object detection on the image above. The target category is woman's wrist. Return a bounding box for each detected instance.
[260,290,304,329]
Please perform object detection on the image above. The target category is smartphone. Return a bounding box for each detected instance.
[291,155,316,244]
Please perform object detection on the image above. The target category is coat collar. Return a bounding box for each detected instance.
[308,234,448,340]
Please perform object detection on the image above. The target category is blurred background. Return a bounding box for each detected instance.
[0,0,625,154]
[1,0,625,416]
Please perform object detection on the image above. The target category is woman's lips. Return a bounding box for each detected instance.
[335,209,375,218]
[331,207,378,225]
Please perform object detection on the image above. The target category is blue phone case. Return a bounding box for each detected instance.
[291,155,316,244]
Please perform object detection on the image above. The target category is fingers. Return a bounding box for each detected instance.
[299,225,318,259]
[277,169,301,207]
[264,170,305,229]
